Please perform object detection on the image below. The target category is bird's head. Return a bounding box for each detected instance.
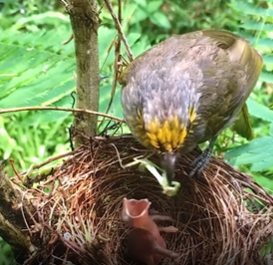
[142,110,198,185]
[121,90,198,186]
[121,68,201,185]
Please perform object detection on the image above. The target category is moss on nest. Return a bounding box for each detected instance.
[15,135,273,265]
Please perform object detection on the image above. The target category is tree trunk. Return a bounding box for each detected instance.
[69,0,100,144]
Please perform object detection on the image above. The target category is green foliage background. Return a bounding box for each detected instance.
[1,0,273,263]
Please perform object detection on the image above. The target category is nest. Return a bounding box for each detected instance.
[16,134,273,265]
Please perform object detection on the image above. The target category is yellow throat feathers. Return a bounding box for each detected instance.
[145,109,196,152]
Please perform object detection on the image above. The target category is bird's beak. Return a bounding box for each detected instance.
[121,198,151,227]
[161,153,177,186]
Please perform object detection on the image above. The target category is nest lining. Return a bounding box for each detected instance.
[15,135,273,265]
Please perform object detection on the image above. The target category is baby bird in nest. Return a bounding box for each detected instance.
[121,198,179,265]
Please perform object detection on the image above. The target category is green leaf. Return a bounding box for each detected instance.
[125,4,148,25]
[259,71,273,83]
[270,123,273,136]
[21,111,71,125]
[131,35,151,57]
[225,136,273,171]
[263,55,273,65]
[247,98,273,122]
[11,11,70,31]
[99,83,123,118]
[230,1,273,17]
[244,36,273,48]
[252,159,273,172]
[98,26,117,67]
[132,0,146,7]
[226,136,273,157]
[241,20,273,31]
[150,12,171,29]
[147,1,163,13]
[0,29,75,108]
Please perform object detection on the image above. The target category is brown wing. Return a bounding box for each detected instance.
[192,30,263,140]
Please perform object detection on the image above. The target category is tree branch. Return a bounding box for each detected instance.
[0,106,123,122]
[104,0,134,62]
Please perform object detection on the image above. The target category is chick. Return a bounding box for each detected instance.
[121,198,179,265]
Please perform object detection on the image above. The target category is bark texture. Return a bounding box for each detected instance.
[0,168,37,263]
[69,0,100,142]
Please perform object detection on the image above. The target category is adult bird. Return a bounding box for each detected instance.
[120,29,263,185]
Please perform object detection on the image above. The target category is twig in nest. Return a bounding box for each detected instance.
[99,120,123,137]
[10,150,77,188]
[104,0,134,62]
[20,150,77,176]
[21,189,43,235]
[23,166,57,188]
[0,106,124,122]
[9,158,23,182]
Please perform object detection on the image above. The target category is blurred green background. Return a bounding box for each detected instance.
[1,0,273,263]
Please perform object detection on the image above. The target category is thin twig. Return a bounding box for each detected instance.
[0,106,124,122]
[62,34,74,45]
[100,39,116,71]
[99,39,121,128]
[21,150,77,174]
[98,0,129,129]
[104,0,134,62]
[104,0,123,114]
[9,158,23,181]
[105,38,120,114]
